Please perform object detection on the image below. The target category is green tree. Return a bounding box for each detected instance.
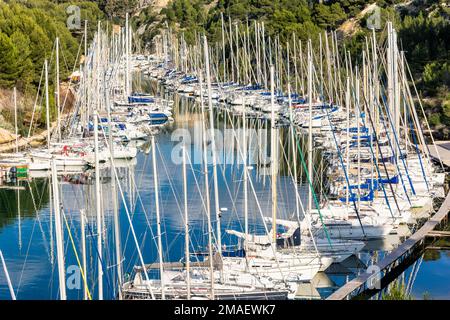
[0,32,21,87]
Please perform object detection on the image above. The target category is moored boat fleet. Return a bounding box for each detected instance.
[121,22,446,300]
[2,17,447,301]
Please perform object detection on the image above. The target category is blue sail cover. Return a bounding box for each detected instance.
[148,112,168,120]
[222,249,246,258]
[339,189,374,202]
[349,127,369,133]
[149,118,168,125]
[340,175,399,203]
[292,98,306,104]
[128,96,155,103]
[181,76,197,84]
[117,123,127,130]
[238,84,262,91]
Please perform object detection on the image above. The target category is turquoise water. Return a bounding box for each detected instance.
[409,250,450,300]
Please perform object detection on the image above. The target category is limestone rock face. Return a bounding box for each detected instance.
[0,127,17,145]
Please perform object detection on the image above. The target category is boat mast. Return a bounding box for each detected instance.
[197,68,215,299]
[13,87,18,153]
[151,135,165,299]
[51,159,66,300]
[256,22,260,85]
[107,51,123,300]
[125,13,130,98]
[393,29,400,165]
[356,68,361,212]
[235,23,240,85]
[203,35,222,255]
[0,250,16,300]
[80,209,88,300]
[56,37,61,142]
[229,17,234,83]
[287,43,301,222]
[242,99,248,238]
[221,13,227,83]
[44,60,51,151]
[387,22,394,156]
[299,40,305,97]
[307,40,313,215]
[270,65,277,243]
[345,77,350,213]
[262,22,267,88]
[182,145,191,299]
[93,112,103,300]
[371,28,379,197]
[293,33,299,96]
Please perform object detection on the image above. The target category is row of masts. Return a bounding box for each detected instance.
[159,17,442,171]
[149,17,444,247]
[47,16,136,300]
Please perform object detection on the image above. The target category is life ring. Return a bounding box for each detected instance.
[62,145,70,156]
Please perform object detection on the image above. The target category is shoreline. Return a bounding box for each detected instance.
[0,120,60,154]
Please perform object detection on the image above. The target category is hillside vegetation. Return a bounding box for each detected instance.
[0,0,103,135]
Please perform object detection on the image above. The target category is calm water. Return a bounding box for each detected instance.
[0,78,448,300]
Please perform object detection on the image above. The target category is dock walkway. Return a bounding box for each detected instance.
[425,141,450,168]
[327,191,450,300]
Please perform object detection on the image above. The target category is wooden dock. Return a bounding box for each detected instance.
[326,191,450,300]
[424,141,450,168]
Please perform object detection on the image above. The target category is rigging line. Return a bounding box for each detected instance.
[96,123,158,260]
[122,153,149,252]
[199,101,242,230]
[216,103,290,280]
[375,70,414,193]
[82,211,114,296]
[185,144,221,251]
[14,202,40,299]
[117,161,158,255]
[358,79,402,218]
[207,109,246,236]
[408,110,429,191]
[407,255,423,296]
[26,179,51,258]
[307,48,344,206]
[99,119,156,299]
[323,107,366,237]
[278,127,320,255]
[358,101,396,219]
[385,82,417,196]
[27,64,45,139]
[59,31,85,129]
[402,83,431,190]
[0,250,16,300]
[404,54,444,171]
[376,93,412,204]
[293,54,335,243]
[61,209,92,300]
[124,230,148,278]
[155,141,205,258]
[298,126,332,206]
[354,52,398,201]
